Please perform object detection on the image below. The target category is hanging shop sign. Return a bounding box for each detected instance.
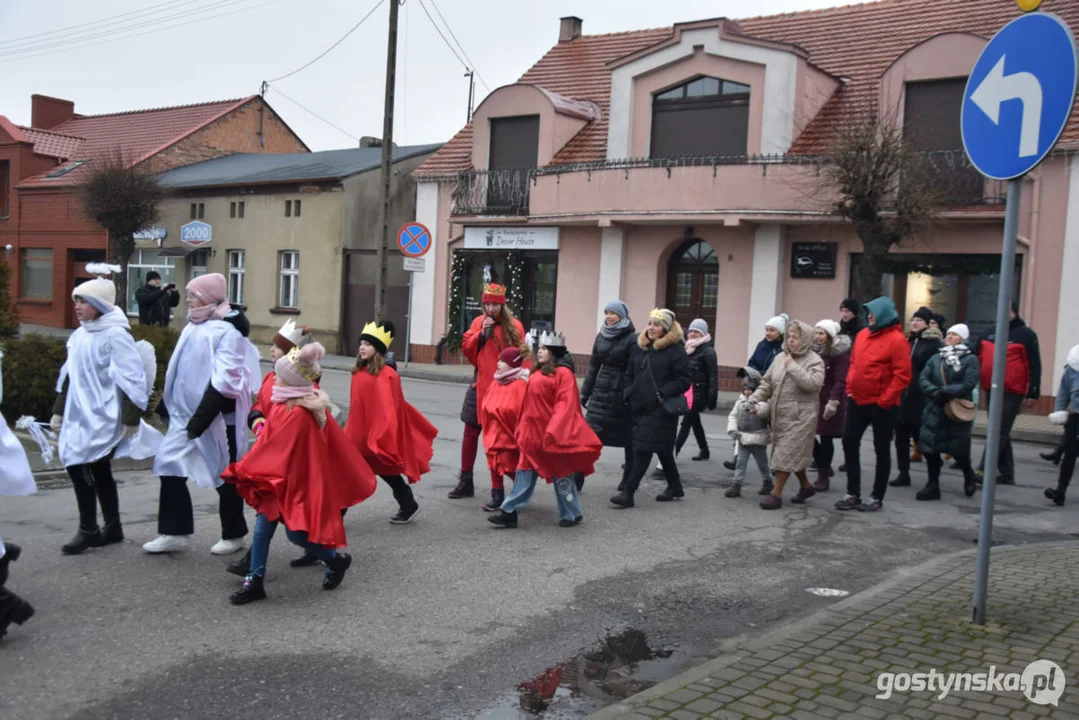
[463,226,559,251]
[790,242,838,279]
[180,221,212,248]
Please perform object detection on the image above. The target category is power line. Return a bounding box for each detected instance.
[0,0,277,60]
[268,0,384,82]
[0,0,201,47]
[268,86,359,142]
[414,0,469,76]
[425,0,489,92]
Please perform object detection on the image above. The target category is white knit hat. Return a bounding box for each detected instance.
[815,319,841,339]
[947,323,970,341]
[72,278,116,315]
[766,313,789,335]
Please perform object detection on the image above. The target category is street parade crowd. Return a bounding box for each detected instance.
[2,273,1078,640]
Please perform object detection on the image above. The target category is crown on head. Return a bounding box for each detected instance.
[285,347,321,382]
[481,283,507,304]
[276,319,310,347]
[361,321,394,350]
[538,330,566,348]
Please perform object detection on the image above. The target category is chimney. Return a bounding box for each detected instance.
[360,136,381,148]
[559,16,582,43]
[31,94,75,130]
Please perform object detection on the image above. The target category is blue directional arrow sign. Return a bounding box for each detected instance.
[397,222,432,258]
[962,12,1078,180]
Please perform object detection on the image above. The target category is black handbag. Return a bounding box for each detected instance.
[645,355,690,417]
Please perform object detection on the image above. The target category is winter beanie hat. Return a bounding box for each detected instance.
[913,306,935,323]
[766,313,789,335]
[72,278,117,315]
[275,342,326,389]
[145,270,161,282]
[840,297,861,315]
[499,346,525,369]
[932,313,947,329]
[689,318,709,336]
[648,308,676,331]
[815,319,841,339]
[947,324,970,341]
[186,273,227,306]
[604,300,629,320]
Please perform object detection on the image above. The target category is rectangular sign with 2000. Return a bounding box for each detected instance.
[180,221,212,246]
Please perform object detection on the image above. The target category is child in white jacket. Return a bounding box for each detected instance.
[725,367,774,498]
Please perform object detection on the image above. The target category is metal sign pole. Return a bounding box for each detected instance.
[404,271,414,366]
[972,177,1022,626]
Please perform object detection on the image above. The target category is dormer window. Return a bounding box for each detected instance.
[651,76,750,159]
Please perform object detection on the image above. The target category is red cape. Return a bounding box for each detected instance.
[344,366,438,483]
[516,366,602,480]
[480,375,527,477]
[222,400,377,548]
[461,314,526,415]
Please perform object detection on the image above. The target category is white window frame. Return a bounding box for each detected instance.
[20,248,53,300]
[126,249,176,316]
[228,250,245,305]
[278,250,299,309]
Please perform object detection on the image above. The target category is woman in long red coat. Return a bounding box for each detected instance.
[345,320,438,524]
[223,343,378,605]
[488,331,602,529]
[479,346,530,511]
[449,283,527,503]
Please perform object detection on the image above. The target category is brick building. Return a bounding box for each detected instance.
[0,94,308,328]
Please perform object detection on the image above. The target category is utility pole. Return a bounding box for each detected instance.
[373,0,400,323]
[465,69,475,122]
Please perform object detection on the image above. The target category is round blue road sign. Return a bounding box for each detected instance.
[397,222,432,258]
[962,12,1078,180]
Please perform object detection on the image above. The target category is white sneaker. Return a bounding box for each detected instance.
[142,535,190,554]
[210,538,246,556]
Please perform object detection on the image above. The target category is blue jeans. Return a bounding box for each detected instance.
[501,469,583,522]
[247,513,337,578]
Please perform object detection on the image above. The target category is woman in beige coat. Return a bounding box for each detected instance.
[748,320,825,509]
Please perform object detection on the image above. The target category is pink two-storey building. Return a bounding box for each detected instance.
[410,0,1079,408]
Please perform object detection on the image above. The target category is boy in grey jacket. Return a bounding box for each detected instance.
[725,368,775,498]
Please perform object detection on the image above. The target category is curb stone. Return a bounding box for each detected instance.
[584,539,1079,719]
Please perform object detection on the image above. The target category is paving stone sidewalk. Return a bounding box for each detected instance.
[588,542,1079,720]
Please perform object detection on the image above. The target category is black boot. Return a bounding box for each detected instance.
[447,470,474,499]
[574,473,585,492]
[62,527,103,555]
[963,468,978,497]
[100,521,124,546]
[1041,447,1064,466]
[290,551,320,568]
[723,460,736,471]
[229,575,267,605]
[655,486,685,502]
[95,468,123,546]
[1045,488,1066,506]
[322,552,352,590]
[692,450,710,461]
[0,542,21,587]
[609,492,635,509]
[482,487,505,512]
[63,468,102,555]
[916,481,941,501]
[0,588,35,638]
[889,471,911,487]
[487,510,518,528]
[227,549,253,577]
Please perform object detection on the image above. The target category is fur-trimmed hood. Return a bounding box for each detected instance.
[911,326,944,342]
[825,333,853,358]
[638,321,684,351]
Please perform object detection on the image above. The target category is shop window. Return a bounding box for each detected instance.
[904,78,984,203]
[228,250,245,305]
[126,249,176,314]
[278,250,299,308]
[651,76,750,158]
[20,248,53,299]
[1,160,10,218]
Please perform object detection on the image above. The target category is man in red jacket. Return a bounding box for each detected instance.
[836,296,913,512]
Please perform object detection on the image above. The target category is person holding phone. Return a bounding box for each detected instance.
[136,271,180,327]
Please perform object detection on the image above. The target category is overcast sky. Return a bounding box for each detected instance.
[1,0,842,152]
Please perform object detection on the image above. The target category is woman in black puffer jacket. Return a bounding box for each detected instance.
[676,318,719,461]
[581,301,637,489]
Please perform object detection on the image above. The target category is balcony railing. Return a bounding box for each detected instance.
[451,168,535,216]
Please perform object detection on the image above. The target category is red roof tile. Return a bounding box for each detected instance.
[416,0,1079,175]
[17,126,84,161]
[17,97,254,188]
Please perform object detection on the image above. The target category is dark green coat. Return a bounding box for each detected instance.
[918,351,980,457]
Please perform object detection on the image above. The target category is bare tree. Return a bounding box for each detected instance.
[81,154,165,311]
[820,114,940,302]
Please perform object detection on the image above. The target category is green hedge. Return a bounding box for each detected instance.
[1,334,68,424]
[1,325,179,424]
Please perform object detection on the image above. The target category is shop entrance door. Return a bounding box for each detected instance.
[665,239,718,331]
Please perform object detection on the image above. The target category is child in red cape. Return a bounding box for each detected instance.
[479,346,530,512]
[345,320,438,524]
[488,331,602,529]
[448,282,527,501]
[222,342,377,605]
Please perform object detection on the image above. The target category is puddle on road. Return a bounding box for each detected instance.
[470,628,700,719]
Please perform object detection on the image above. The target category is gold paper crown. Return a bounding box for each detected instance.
[648,308,668,322]
[482,283,507,301]
[285,347,321,382]
[360,321,394,350]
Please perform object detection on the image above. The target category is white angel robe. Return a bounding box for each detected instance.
[1,349,37,559]
[152,319,254,489]
[55,308,150,468]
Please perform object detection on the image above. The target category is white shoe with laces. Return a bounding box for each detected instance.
[142,535,191,554]
[210,538,246,556]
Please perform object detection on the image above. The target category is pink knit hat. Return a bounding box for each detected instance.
[186,273,227,306]
[275,342,325,388]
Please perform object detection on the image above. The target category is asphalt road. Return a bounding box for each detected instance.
[1,371,1075,720]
